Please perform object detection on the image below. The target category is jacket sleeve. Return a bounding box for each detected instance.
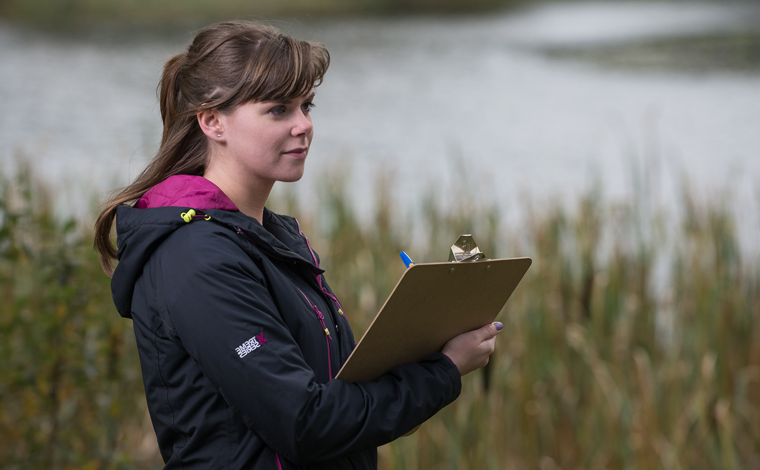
[156,226,462,465]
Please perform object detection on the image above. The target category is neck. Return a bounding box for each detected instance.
[203,164,273,224]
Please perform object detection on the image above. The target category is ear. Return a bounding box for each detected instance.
[197,108,225,141]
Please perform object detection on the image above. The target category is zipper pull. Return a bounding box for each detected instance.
[311,305,323,320]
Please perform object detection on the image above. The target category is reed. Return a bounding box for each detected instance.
[278,172,760,470]
[0,164,758,469]
[0,165,154,469]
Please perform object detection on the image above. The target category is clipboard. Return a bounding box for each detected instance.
[336,257,532,383]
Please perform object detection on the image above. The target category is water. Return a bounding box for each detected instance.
[1,2,759,226]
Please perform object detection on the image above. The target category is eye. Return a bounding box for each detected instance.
[269,105,287,116]
[302,101,315,113]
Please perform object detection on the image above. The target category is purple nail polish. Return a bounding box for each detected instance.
[494,322,503,331]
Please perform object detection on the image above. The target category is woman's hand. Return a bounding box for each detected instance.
[442,322,503,376]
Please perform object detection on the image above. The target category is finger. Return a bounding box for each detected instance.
[480,337,496,355]
[477,322,503,341]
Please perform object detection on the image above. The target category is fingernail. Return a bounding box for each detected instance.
[494,322,503,331]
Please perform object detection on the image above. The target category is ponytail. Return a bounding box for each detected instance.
[159,52,186,136]
[93,52,205,275]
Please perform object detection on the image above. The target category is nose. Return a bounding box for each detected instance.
[291,110,313,137]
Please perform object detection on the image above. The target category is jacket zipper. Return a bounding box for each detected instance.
[295,219,347,319]
[296,287,333,381]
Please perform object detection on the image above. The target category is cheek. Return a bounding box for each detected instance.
[235,128,278,155]
[255,126,287,149]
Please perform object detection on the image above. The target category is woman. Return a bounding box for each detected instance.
[94,21,501,470]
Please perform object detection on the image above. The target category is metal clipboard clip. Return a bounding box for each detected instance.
[448,234,488,262]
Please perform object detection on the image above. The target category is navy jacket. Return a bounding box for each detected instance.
[110,176,462,469]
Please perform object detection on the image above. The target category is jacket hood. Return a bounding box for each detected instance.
[135,175,240,211]
[111,175,321,319]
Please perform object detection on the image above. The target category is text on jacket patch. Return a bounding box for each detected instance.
[235,332,268,358]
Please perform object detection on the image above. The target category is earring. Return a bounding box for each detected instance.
[217,134,222,138]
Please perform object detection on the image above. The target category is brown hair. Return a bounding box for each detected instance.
[94,21,330,275]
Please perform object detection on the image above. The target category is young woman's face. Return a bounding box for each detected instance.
[216,92,315,185]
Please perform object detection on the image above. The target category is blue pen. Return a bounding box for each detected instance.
[399,251,415,268]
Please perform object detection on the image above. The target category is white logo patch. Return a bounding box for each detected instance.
[235,336,261,358]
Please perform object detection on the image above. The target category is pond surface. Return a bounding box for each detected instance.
[1,1,759,224]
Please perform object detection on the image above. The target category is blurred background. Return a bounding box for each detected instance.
[1,0,759,469]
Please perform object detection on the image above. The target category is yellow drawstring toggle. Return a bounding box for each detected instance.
[324,328,330,336]
[204,214,211,220]
[338,308,344,316]
[180,209,196,223]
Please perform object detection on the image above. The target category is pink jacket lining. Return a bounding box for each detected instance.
[135,175,239,211]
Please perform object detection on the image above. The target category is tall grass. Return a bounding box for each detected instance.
[283,172,760,470]
[0,166,154,469]
[1,165,758,469]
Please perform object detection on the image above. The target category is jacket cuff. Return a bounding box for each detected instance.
[424,352,462,400]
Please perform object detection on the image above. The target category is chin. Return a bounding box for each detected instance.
[274,160,307,183]
[279,171,305,183]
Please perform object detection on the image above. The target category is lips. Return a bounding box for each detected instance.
[283,147,308,159]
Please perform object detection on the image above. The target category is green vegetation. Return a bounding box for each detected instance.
[0,0,511,25]
[545,31,760,72]
[0,166,151,469]
[1,164,758,469]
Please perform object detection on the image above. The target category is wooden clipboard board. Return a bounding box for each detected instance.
[336,257,532,383]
